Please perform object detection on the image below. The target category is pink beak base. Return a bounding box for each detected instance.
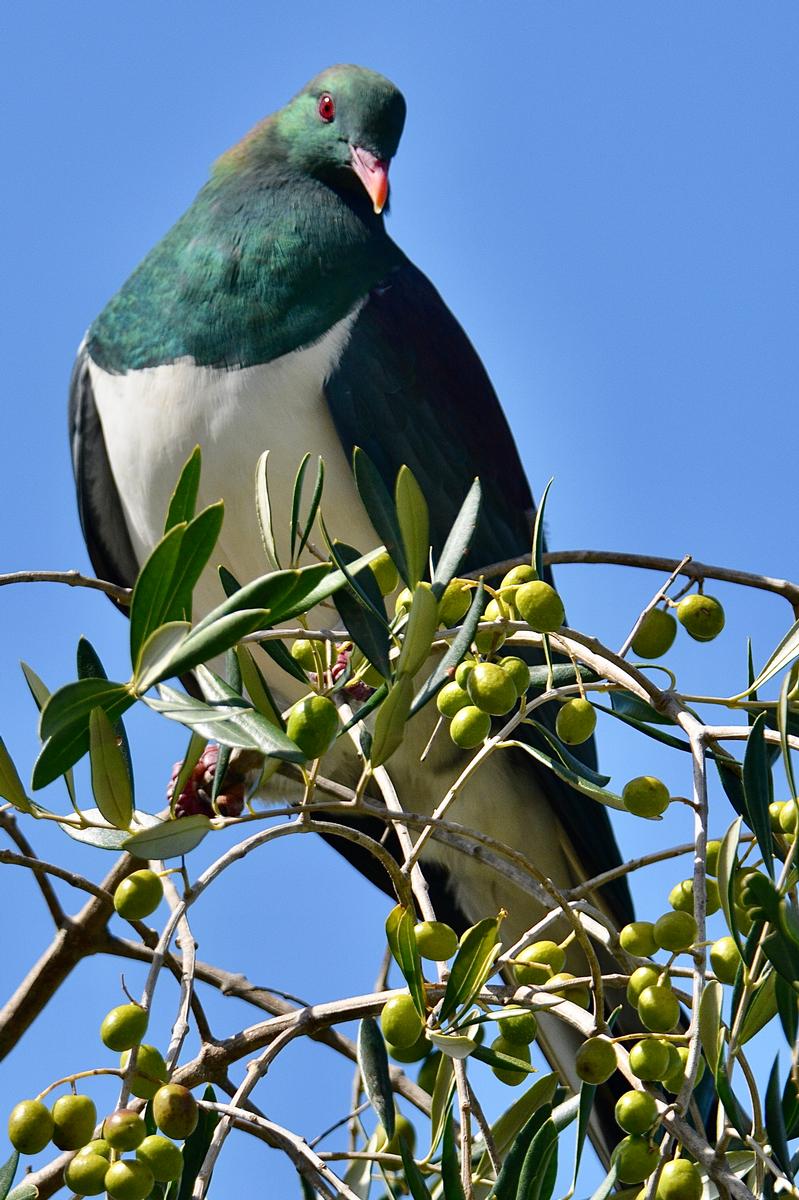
[349,145,390,214]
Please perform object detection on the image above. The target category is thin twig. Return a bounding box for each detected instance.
[0,568,131,603]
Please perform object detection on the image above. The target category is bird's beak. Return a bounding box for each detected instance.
[349,145,390,214]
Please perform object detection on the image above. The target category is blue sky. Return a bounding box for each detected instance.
[1,3,798,1195]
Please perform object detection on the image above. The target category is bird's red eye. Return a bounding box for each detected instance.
[318,93,335,122]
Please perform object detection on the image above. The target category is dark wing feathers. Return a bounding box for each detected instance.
[68,345,139,595]
[325,262,633,928]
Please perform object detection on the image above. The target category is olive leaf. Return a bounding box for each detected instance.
[439,916,502,1022]
[357,1018,395,1140]
[385,905,426,1020]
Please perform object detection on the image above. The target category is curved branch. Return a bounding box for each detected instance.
[0,569,131,604]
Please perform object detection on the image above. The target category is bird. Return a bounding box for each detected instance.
[69,64,633,1157]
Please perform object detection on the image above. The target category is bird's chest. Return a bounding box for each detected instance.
[89,309,379,647]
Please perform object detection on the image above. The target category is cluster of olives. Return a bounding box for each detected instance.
[378,921,459,1062]
[436,657,530,748]
[631,592,725,660]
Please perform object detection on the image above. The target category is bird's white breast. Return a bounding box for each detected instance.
[89,306,380,640]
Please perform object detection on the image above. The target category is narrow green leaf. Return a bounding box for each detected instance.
[326,536,391,678]
[527,719,612,787]
[432,479,482,594]
[175,1085,219,1200]
[516,1117,558,1200]
[191,568,298,636]
[532,478,554,581]
[396,584,439,678]
[134,621,192,692]
[218,567,308,685]
[441,1114,465,1200]
[338,683,388,734]
[398,1134,432,1200]
[503,739,626,811]
[476,1074,558,1179]
[489,1105,551,1200]
[739,970,778,1046]
[735,615,799,699]
[289,453,312,563]
[371,675,414,766]
[297,457,325,560]
[33,685,135,791]
[699,980,723,1073]
[0,738,32,813]
[165,446,202,531]
[775,974,799,1046]
[779,674,798,817]
[77,637,134,802]
[40,678,132,741]
[0,1150,19,1200]
[395,466,429,588]
[235,646,283,725]
[255,450,281,570]
[742,712,774,877]
[169,732,207,816]
[353,447,409,585]
[410,583,484,717]
[587,1163,618,1200]
[165,501,225,624]
[715,1051,752,1140]
[89,707,134,829]
[129,524,186,665]
[428,1052,456,1157]
[766,1056,793,1180]
[717,816,744,955]
[61,807,159,851]
[146,609,270,684]
[440,916,502,1022]
[124,814,211,860]
[385,905,427,1020]
[470,1043,535,1077]
[608,691,678,726]
[357,1018,395,1139]
[20,661,81,803]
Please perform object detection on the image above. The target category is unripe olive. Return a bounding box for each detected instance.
[7,1098,54,1154]
[497,1010,538,1045]
[653,911,698,953]
[436,681,471,719]
[370,551,400,597]
[52,1094,97,1151]
[498,656,531,698]
[677,594,725,642]
[668,878,720,916]
[515,581,565,633]
[449,705,491,749]
[549,972,590,1009]
[627,966,660,1007]
[286,695,339,760]
[438,579,472,626]
[710,936,741,985]
[100,1004,148,1052]
[103,1108,146,1151]
[413,920,458,961]
[769,800,786,831]
[416,1051,442,1094]
[474,597,508,654]
[500,564,538,592]
[386,1032,429,1063]
[574,1036,617,1084]
[104,1159,155,1200]
[615,1090,658,1135]
[631,608,677,659]
[375,1113,416,1154]
[394,587,413,617]
[637,985,680,1033]
[113,870,164,920]
[136,1134,184,1182]
[613,1135,659,1184]
[779,801,798,836]
[64,1151,110,1196]
[454,660,475,689]
[152,1085,198,1141]
[84,1138,112,1158]
[555,698,596,746]
[467,662,518,716]
[629,1038,671,1082]
[657,1158,703,1200]
[490,1035,531,1086]
[380,994,424,1048]
[705,840,721,875]
[620,922,658,958]
[623,776,670,819]
[513,940,566,986]
[121,1044,168,1100]
[290,638,323,671]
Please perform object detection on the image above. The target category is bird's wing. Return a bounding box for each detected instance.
[324,260,633,929]
[68,343,140,593]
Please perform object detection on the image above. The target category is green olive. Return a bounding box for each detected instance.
[513,940,565,986]
[628,1038,671,1082]
[100,1004,148,1053]
[113,870,164,920]
[619,922,658,957]
[104,1159,155,1200]
[438,579,472,625]
[466,662,518,716]
[436,681,471,719]
[622,776,670,819]
[103,1109,146,1151]
[613,1135,659,1184]
[120,1044,168,1100]
[380,994,424,1048]
[614,1090,658,1135]
[413,920,458,961]
[136,1134,184,1182]
[498,656,531,698]
[286,695,339,759]
[473,597,508,654]
[705,839,721,875]
[514,580,565,632]
[555,698,596,745]
[497,1010,538,1045]
[52,1094,97,1151]
[370,551,400,596]
[7,1098,54,1155]
[151,1085,198,1141]
[630,608,677,659]
[549,972,590,1009]
[637,985,680,1033]
[416,1051,442,1094]
[710,937,741,985]
[64,1150,110,1195]
[449,706,491,749]
[653,911,698,953]
[490,1036,531,1086]
[677,594,725,642]
[656,1159,703,1200]
[290,638,324,671]
[574,1036,617,1084]
[627,966,660,1006]
[375,1113,416,1154]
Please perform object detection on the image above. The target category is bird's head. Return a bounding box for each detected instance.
[217,65,406,215]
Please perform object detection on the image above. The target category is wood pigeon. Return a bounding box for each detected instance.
[69,64,632,1155]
